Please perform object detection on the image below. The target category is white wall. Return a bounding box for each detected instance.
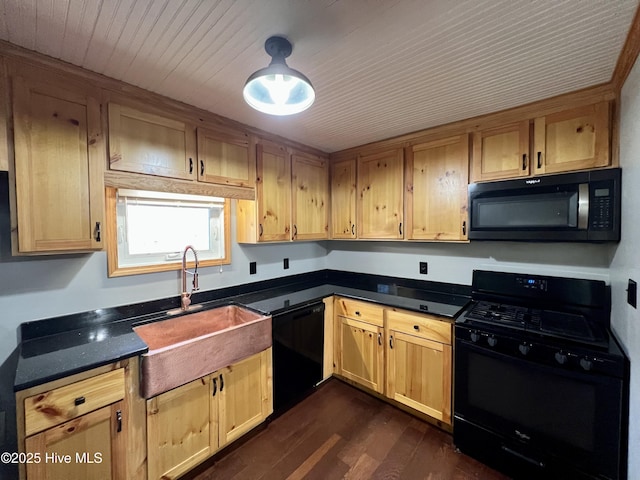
[326,240,614,285]
[612,56,640,480]
[0,203,328,366]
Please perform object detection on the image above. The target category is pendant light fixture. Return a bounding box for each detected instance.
[243,36,315,116]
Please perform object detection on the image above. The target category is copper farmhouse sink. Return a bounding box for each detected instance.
[134,305,271,398]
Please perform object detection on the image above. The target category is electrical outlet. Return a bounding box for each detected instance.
[419,262,428,275]
[628,279,637,308]
[249,262,257,275]
[284,258,289,269]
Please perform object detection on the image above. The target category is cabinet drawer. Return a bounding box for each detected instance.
[386,309,452,345]
[335,297,384,327]
[24,368,125,437]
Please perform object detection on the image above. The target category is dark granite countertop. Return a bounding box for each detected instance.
[14,270,470,391]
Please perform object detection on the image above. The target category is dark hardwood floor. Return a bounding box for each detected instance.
[185,379,510,480]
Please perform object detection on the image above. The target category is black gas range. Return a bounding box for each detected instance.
[454,270,628,480]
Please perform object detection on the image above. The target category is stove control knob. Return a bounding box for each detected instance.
[518,343,531,356]
[487,335,498,347]
[580,357,593,371]
[555,351,568,365]
[470,331,480,343]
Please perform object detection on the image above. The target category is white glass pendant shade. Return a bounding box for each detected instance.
[243,36,315,116]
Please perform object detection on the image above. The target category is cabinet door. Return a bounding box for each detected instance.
[407,135,469,240]
[12,76,104,253]
[108,103,196,180]
[533,101,610,175]
[330,158,357,239]
[25,401,125,480]
[357,149,404,239]
[291,151,329,240]
[146,377,211,480]
[217,349,272,449]
[256,142,291,241]
[387,330,452,424]
[338,316,384,393]
[197,127,254,187]
[471,120,530,182]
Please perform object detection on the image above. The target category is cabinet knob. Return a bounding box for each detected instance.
[355,310,361,316]
[462,221,467,235]
[413,325,419,331]
[189,158,193,174]
[212,378,218,396]
[378,332,382,345]
[389,335,394,349]
[94,222,101,242]
[522,153,528,170]
[74,396,85,406]
[537,151,542,169]
[200,159,205,176]
[219,373,224,392]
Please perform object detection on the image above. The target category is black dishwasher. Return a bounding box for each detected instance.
[272,301,325,415]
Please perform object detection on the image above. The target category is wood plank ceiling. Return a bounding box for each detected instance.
[0,0,637,153]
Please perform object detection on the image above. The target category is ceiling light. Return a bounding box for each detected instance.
[243,36,315,116]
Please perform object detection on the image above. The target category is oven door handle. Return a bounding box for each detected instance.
[578,183,589,229]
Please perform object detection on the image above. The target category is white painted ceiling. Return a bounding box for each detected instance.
[0,0,638,153]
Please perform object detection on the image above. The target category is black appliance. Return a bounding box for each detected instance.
[468,168,621,242]
[454,270,628,480]
[272,301,325,415]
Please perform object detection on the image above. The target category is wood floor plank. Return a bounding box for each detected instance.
[286,433,342,480]
[188,379,510,480]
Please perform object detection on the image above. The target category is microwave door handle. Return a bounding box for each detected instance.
[578,183,589,229]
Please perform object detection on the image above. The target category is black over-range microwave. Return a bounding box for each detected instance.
[467,168,621,242]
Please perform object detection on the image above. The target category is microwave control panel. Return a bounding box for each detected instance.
[590,181,614,231]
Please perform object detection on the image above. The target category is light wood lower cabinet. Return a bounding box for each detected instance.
[16,361,144,480]
[25,401,125,480]
[386,309,452,424]
[334,297,453,426]
[335,298,385,394]
[338,316,385,394]
[146,348,272,480]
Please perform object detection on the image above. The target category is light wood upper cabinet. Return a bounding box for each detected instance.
[472,101,611,182]
[358,148,404,239]
[406,135,469,241]
[256,141,291,242]
[236,141,291,243]
[12,75,104,253]
[108,103,196,180]
[533,101,610,175]
[330,157,357,239]
[471,120,530,182]
[196,127,254,187]
[386,309,452,425]
[291,151,329,241]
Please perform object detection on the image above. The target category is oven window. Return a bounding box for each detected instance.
[467,351,595,450]
[473,191,578,228]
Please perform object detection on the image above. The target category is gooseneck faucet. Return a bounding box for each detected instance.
[181,245,199,311]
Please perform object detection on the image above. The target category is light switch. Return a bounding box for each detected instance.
[628,279,637,309]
